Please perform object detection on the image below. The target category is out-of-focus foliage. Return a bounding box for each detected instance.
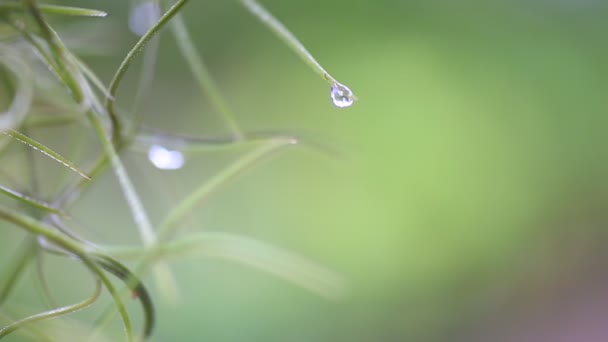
[2,0,608,341]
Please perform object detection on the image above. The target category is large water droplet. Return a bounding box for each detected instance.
[148,144,185,170]
[129,1,161,37]
[330,83,356,108]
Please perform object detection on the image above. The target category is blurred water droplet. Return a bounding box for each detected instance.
[129,1,161,37]
[148,144,185,170]
[330,83,355,108]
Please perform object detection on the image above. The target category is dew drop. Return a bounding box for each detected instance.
[129,1,161,37]
[330,83,356,108]
[148,144,185,170]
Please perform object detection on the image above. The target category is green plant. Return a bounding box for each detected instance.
[0,1,355,340]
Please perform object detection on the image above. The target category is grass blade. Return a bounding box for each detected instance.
[0,3,107,17]
[93,255,155,339]
[0,205,136,342]
[0,184,64,215]
[36,4,107,17]
[0,279,102,338]
[106,0,191,143]
[109,232,347,299]
[167,12,243,140]
[158,138,296,240]
[240,0,356,105]
[1,129,91,180]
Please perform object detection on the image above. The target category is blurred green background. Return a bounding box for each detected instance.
[3,0,608,341]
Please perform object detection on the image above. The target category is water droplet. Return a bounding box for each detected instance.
[129,1,161,37]
[330,83,356,108]
[148,144,185,170]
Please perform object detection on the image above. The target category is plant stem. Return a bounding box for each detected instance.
[240,0,334,84]
[0,280,102,338]
[0,205,136,342]
[168,12,244,140]
[106,0,191,144]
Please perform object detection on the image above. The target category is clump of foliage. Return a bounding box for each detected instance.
[0,1,354,340]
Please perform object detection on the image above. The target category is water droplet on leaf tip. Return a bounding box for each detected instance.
[330,84,355,108]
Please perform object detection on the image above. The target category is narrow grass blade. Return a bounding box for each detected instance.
[0,205,136,342]
[240,0,357,105]
[36,4,107,17]
[168,12,243,139]
[93,255,155,339]
[110,232,347,299]
[158,138,296,240]
[0,184,64,215]
[0,312,54,342]
[1,129,91,180]
[106,0,191,143]
[0,3,107,17]
[22,1,158,251]
[0,279,102,338]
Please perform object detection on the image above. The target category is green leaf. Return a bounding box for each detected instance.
[0,184,64,215]
[1,129,91,180]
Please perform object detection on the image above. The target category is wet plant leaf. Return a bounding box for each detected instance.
[1,129,91,180]
[0,184,64,215]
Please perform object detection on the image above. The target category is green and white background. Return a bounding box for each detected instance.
[2,0,608,341]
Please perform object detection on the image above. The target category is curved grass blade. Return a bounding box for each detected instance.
[0,3,107,17]
[114,138,298,309]
[0,184,64,215]
[0,312,54,342]
[105,0,191,144]
[109,232,347,299]
[92,255,155,339]
[133,128,341,156]
[22,0,157,250]
[158,138,296,240]
[0,279,102,338]
[1,129,91,180]
[127,1,161,139]
[0,205,136,342]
